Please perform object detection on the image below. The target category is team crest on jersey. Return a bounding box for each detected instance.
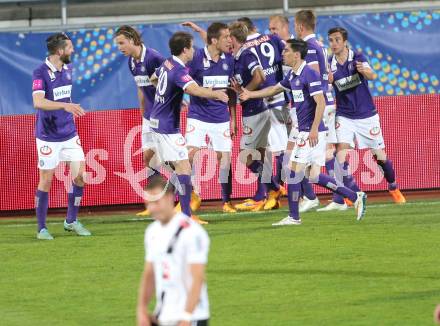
[295,79,300,86]
[222,63,229,71]
[369,126,381,136]
[40,145,53,156]
[141,66,146,72]
[66,72,72,81]
[48,70,56,82]
[297,138,307,147]
[243,125,253,135]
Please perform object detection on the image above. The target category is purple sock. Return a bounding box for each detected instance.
[177,174,192,217]
[342,162,361,192]
[301,178,317,200]
[220,165,232,203]
[66,183,84,224]
[377,159,398,190]
[265,176,280,192]
[275,153,284,185]
[317,173,357,203]
[253,176,267,201]
[325,157,335,177]
[287,171,301,220]
[35,190,49,232]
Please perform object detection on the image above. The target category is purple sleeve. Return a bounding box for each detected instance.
[243,51,261,75]
[306,69,323,96]
[32,67,46,93]
[305,44,319,66]
[174,66,196,90]
[151,52,165,76]
[279,71,292,91]
[355,52,371,68]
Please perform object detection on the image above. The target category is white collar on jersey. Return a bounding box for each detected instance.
[302,33,316,42]
[204,46,226,61]
[45,57,68,72]
[246,32,260,40]
[234,45,246,60]
[140,44,147,63]
[331,48,355,70]
[292,61,307,76]
[172,55,186,67]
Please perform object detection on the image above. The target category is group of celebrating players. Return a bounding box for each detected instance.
[32,10,407,240]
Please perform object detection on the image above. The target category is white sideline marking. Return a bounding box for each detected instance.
[1,200,439,228]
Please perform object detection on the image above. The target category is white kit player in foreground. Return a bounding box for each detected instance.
[137,176,210,326]
[32,33,91,240]
[239,39,367,225]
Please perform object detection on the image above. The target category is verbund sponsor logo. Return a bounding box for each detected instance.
[53,85,72,101]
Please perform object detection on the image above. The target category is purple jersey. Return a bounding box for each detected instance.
[32,58,77,142]
[303,34,335,107]
[128,44,165,120]
[150,56,196,134]
[329,49,377,119]
[187,47,234,123]
[279,62,327,132]
[234,47,266,117]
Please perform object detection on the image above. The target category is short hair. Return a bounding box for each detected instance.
[114,25,143,46]
[169,32,193,56]
[286,39,308,59]
[46,33,70,55]
[207,22,229,45]
[295,10,316,31]
[269,15,289,26]
[328,27,348,41]
[228,22,248,44]
[145,175,175,195]
[237,17,255,32]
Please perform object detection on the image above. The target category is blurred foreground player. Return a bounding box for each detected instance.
[239,39,367,225]
[114,25,165,217]
[137,176,210,326]
[327,27,406,204]
[32,33,91,239]
[149,32,228,224]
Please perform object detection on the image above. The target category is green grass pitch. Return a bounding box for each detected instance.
[1,199,439,325]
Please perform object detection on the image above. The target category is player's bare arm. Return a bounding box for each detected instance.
[137,87,145,117]
[179,263,206,326]
[356,61,375,80]
[181,21,207,43]
[136,262,155,326]
[239,83,284,101]
[150,72,158,88]
[33,92,85,117]
[185,83,229,103]
[310,92,326,147]
[245,67,266,91]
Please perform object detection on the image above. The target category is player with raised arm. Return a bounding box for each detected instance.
[239,39,367,225]
[32,33,91,240]
[114,25,165,217]
[182,22,237,213]
[137,176,210,326]
[149,31,228,225]
[233,17,287,212]
[327,27,406,204]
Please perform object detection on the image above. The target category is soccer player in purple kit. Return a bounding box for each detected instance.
[182,22,238,213]
[239,39,367,225]
[32,33,91,240]
[149,31,229,225]
[114,25,165,217]
[233,17,287,212]
[327,27,406,204]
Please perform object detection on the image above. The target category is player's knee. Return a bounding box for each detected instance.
[73,173,85,186]
[38,173,54,191]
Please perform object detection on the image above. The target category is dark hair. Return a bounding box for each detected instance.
[328,27,348,41]
[228,22,248,44]
[207,22,229,45]
[145,175,175,195]
[237,17,255,32]
[115,25,143,46]
[286,39,308,59]
[169,31,193,56]
[295,10,316,31]
[46,32,70,55]
[269,15,289,25]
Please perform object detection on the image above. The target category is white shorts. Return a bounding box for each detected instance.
[323,105,337,144]
[151,132,188,162]
[290,131,327,166]
[142,118,155,150]
[267,108,288,153]
[240,110,271,150]
[185,118,232,152]
[288,108,299,143]
[36,136,85,170]
[336,114,385,150]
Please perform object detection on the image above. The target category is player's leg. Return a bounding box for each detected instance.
[218,151,236,213]
[36,168,55,239]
